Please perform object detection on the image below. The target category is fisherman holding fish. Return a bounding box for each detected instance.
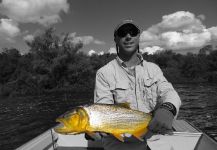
[93,20,182,150]
[54,20,182,150]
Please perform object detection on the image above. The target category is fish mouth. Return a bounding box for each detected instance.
[54,118,78,135]
[54,118,68,134]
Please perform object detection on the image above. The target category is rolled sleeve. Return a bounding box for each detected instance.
[94,71,114,104]
[155,65,182,116]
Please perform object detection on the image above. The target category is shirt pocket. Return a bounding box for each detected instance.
[143,78,158,109]
[112,82,132,103]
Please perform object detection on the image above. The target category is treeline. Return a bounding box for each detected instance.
[0,28,217,97]
[143,47,217,83]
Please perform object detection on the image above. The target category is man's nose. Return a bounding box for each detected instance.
[125,33,132,40]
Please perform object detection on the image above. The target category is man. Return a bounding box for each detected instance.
[93,20,181,150]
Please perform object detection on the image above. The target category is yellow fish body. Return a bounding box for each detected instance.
[54,103,152,142]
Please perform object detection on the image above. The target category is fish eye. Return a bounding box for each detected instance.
[61,109,77,118]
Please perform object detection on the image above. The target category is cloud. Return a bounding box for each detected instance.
[23,34,34,43]
[140,46,164,55]
[68,32,105,46]
[94,40,106,45]
[197,14,206,21]
[88,49,104,56]
[149,11,205,34]
[88,50,96,56]
[161,30,211,49]
[98,51,104,55]
[140,11,217,53]
[0,0,70,26]
[0,18,20,42]
[107,47,117,54]
[208,27,217,41]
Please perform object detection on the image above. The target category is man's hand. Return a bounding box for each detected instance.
[85,132,109,141]
[148,108,174,134]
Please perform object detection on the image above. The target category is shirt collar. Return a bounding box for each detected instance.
[116,53,144,67]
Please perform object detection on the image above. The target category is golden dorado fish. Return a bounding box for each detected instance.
[54,103,152,142]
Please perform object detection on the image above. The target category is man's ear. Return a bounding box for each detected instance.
[114,36,118,43]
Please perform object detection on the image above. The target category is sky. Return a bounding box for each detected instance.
[0,0,217,55]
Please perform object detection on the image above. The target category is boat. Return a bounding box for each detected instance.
[16,120,217,150]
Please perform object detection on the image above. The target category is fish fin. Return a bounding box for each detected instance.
[112,133,124,142]
[117,102,131,109]
[132,128,148,141]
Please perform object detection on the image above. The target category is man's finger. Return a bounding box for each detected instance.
[99,132,109,137]
[148,119,156,131]
[161,129,174,135]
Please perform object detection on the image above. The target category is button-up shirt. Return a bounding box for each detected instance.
[94,54,181,115]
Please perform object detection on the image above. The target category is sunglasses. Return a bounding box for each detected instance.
[116,25,140,38]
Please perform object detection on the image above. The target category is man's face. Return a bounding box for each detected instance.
[115,24,140,56]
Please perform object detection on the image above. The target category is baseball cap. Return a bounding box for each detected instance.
[114,20,140,37]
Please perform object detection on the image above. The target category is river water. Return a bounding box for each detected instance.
[0,83,217,149]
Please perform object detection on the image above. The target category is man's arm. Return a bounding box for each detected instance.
[155,65,181,116]
[148,64,181,134]
[94,71,114,104]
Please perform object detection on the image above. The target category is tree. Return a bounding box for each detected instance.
[27,27,60,63]
[199,45,212,55]
[0,48,21,84]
